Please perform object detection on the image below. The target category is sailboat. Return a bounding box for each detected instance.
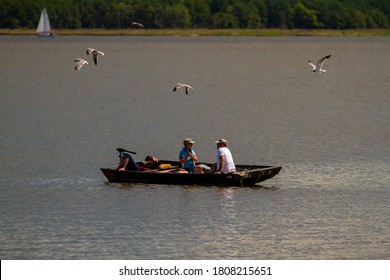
[36,8,55,37]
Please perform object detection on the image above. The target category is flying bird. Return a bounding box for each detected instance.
[131,21,147,31]
[173,83,194,95]
[309,55,331,73]
[74,58,88,70]
[86,48,105,65]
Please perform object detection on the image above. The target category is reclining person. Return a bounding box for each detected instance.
[138,155,159,170]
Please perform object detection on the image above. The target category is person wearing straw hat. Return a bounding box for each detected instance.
[212,138,236,174]
[179,138,202,173]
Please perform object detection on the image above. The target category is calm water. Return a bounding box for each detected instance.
[0,35,389,259]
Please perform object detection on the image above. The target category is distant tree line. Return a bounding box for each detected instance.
[1,0,389,29]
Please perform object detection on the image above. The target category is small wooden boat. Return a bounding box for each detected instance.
[101,160,282,186]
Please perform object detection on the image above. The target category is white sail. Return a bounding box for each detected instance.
[36,8,53,36]
[36,10,45,33]
[43,8,51,32]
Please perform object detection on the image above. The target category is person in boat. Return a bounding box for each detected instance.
[211,138,236,174]
[117,149,159,171]
[179,138,203,173]
[117,148,140,171]
[138,155,159,170]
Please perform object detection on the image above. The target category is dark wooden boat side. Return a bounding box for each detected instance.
[100,160,281,186]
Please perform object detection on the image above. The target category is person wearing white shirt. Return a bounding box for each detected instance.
[212,138,236,174]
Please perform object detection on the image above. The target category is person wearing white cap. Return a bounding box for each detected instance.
[212,138,236,174]
[179,138,200,173]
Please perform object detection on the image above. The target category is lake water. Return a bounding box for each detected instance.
[0,35,389,259]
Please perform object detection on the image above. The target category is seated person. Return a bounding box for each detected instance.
[179,138,203,173]
[117,149,140,171]
[211,138,236,174]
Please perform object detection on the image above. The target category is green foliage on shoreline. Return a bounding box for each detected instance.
[1,0,389,30]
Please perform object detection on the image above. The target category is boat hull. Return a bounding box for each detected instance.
[100,161,281,186]
[37,32,55,37]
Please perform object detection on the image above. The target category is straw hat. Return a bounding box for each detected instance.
[183,138,195,145]
[215,138,227,144]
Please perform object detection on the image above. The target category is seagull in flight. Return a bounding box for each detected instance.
[131,21,147,31]
[308,55,331,73]
[173,83,194,95]
[86,48,105,65]
[74,58,88,70]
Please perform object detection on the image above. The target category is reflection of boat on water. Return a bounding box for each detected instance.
[36,8,55,37]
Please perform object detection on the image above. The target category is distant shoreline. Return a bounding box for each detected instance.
[1,28,390,36]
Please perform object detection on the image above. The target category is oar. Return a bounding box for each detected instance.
[139,166,181,173]
[116,148,136,154]
[158,167,181,173]
[138,166,159,172]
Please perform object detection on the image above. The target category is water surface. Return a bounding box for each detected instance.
[0,35,389,259]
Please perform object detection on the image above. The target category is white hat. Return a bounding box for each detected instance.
[215,138,227,144]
